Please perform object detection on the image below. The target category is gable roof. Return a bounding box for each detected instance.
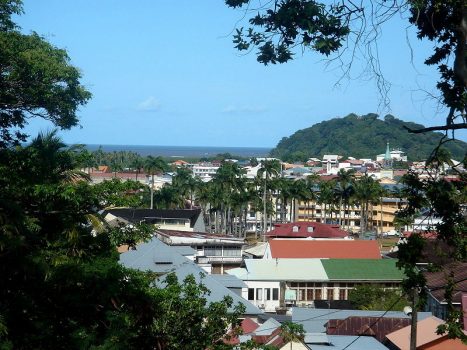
[228,259,328,281]
[305,335,389,350]
[321,259,404,281]
[228,258,404,282]
[424,262,467,304]
[119,238,261,315]
[385,316,462,350]
[266,222,348,239]
[268,239,381,259]
[104,208,201,227]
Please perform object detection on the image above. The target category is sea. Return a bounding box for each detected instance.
[84,144,272,158]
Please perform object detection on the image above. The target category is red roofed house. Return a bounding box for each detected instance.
[385,316,466,350]
[265,222,349,239]
[264,239,381,259]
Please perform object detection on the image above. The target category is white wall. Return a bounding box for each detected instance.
[242,280,281,313]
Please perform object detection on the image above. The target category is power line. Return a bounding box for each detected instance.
[341,295,404,350]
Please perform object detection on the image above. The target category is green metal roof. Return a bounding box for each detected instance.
[321,259,404,281]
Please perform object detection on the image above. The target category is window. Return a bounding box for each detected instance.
[272,288,279,300]
[315,289,322,300]
[248,288,254,300]
[265,288,271,300]
[256,288,263,301]
[292,225,299,232]
[339,289,347,300]
[204,246,222,256]
[327,289,334,300]
[306,289,313,301]
[299,289,306,301]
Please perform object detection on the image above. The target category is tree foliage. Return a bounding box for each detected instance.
[270,113,467,161]
[0,1,91,147]
[0,3,244,348]
[93,178,149,208]
[348,285,409,311]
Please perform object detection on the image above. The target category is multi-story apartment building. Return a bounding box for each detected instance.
[295,196,405,234]
[192,162,220,181]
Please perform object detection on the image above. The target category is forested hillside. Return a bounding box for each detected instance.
[270,113,467,161]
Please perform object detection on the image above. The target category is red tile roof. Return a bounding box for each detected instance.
[268,239,381,259]
[266,222,348,239]
[224,318,259,345]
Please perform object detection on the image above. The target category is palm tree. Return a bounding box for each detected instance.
[318,179,336,224]
[130,156,144,181]
[305,174,320,221]
[144,156,168,209]
[212,161,247,234]
[280,322,305,350]
[336,169,356,228]
[353,174,382,235]
[172,167,200,209]
[257,159,281,236]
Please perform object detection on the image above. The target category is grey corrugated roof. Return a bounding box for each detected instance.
[304,333,329,344]
[119,238,261,315]
[211,274,247,289]
[306,335,389,350]
[119,238,187,274]
[292,308,432,333]
[171,245,196,256]
[243,242,268,257]
[254,317,281,336]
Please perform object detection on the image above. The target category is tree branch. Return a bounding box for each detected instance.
[403,123,467,133]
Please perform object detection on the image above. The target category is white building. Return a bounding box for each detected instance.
[192,162,220,181]
[155,229,245,274]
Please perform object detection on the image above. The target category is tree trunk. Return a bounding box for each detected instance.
[150,175,154,209]
[410,290,418,350]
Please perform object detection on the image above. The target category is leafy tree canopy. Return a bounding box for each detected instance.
[0,0,91,147]
[270,113,467,161]
[348,285,409,311]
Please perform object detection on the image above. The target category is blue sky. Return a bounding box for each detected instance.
[16,0,464,147]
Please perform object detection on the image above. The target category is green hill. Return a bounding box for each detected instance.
[270,113,467,161]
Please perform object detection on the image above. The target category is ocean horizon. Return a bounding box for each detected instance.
[84,144,272,158]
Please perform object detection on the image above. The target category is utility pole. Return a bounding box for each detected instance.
[410,289,418,350]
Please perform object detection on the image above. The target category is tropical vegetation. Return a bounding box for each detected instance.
[270,114,467,162]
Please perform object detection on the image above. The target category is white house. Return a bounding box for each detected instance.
[228,258,404,313]
[192,162,220,181]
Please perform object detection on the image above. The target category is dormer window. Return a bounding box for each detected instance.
[307,226,314,233]
[292,225,299,233]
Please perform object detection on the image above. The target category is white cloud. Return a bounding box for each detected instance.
[221,104,267,114]
[137,96,161,111]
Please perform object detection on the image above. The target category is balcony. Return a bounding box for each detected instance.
[196,256,243,264]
